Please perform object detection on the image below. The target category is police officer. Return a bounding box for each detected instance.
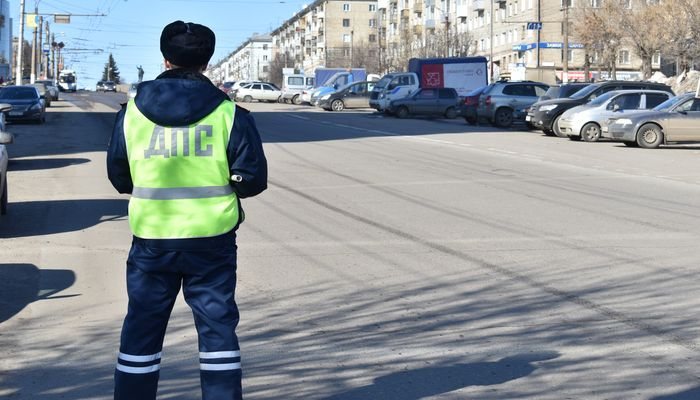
[107,20,267,400]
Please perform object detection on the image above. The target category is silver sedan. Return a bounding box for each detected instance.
[557,90,672,142]
[601,92,700,148]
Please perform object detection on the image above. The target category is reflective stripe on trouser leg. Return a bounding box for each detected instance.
[181,248,241,400]
[114,245,181,400]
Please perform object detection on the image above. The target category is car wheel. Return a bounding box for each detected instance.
[396,106,409,119]
[445,107,457,119]
[292,95,302,105]
[1,178,7,215]
[636,123,663,149]
[542,128,556,136]
[581,122,601,142]
[493,107,513,128]
[243,95,252,103]
[552,115,566,137]
[465,116,477,125]
[568,134,581,141]
[331,99,345,111]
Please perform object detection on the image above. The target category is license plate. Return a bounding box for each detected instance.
[9,111,22,116]
[525,115,531,121]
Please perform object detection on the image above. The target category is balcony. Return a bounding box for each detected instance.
[413,25,423,35]
[414,0,423,9]
[390,12,398,23]
[473,0,485,10]
[401,9,410,18]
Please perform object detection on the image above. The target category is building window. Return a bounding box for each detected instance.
[343,34,351,43]
[263,66,269,73]
[263,55,268,61]
[652,51,661,66]
[369,19,376,27]
[369,34,377,42]
[343,48,351,56]
[618,49,630,64]
[620,0,632,8]
[343,3,351,11]
[590,0,601,7]
[567,49,573,62]
[369,50,377,58]
[369,4,376,11]
[343,19,350,27]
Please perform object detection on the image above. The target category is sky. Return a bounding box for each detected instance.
[13,0,312,88]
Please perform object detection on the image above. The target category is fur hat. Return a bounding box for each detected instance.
[160,20,215,68]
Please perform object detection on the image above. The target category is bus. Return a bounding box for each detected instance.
[58,70,77,92]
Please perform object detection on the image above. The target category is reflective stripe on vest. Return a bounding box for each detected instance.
[123,99,239,239]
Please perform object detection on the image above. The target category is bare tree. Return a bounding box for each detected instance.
[267,53,287,88]
[615,0,666,79]
[572,1,624,79]
[660,0,700,73]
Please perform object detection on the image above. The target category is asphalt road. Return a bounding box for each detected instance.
[2,92,700,399]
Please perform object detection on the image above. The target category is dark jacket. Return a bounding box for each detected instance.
[107,68,268,247]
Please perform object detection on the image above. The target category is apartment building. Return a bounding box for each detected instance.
[207,0,658,84]
[209,34,272,83]
[272,0,381,75]
[377,0,652,81]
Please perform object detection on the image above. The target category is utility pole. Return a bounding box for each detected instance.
[16,0,26,85]
[444,0,450,57]
[490,0,494,82]
[562,1,569,83]
[30,5,38,83]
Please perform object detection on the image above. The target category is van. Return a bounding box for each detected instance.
[280,74,314,105]
[369,72,419,112]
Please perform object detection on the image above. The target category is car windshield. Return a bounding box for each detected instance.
[374,76,393,89]
[0,87,38,99]
[587,91,618,106]
[569,84,599,99]
[653,94,691,111]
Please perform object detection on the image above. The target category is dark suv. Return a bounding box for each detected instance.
[387,88,463,119]
[476,81,549,128]
[527,80,674,136]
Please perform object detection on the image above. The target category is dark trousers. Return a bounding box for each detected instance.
[114,236,241,400]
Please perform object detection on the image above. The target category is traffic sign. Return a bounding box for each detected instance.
[527,22,542,30]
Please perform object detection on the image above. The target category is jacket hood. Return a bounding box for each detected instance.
[134,68,229,126]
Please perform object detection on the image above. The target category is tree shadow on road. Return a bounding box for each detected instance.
[8,157,91,171]
[324,352,559,400]
[0,263,77,324]
[0,198,128,238]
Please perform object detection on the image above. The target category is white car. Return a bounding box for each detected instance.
[558,89,673,142]
[234,82,281,103]
[0,105,14,216]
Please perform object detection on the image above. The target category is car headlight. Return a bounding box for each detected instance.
[30,103,42,110]
[539,104,557,112]
[613,118,633,126]
[321,94,331,100]
[379,93,385,99]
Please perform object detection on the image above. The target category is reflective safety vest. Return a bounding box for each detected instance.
[123,99,239,239]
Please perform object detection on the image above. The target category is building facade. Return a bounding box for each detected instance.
[207,0,658,85]
[0,0,12,80]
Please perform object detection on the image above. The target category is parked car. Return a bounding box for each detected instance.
[218,81,236,95]
[234,82,281,103]
[25,83,52,107]
[602,92,700,148]
[463,86,487,125]
[34,79,60,101]
[527,80,675,136]
[476,81,549,128]
[280,74,315,104]
[558,89,673,142]
[387,87,463,119]
[0,109,13,215]
[537,82,590,101]
[0,86,46,124]
[317,81,376,111]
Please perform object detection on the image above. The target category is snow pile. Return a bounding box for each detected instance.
[648,71,667,83]
[663,70,700,95]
